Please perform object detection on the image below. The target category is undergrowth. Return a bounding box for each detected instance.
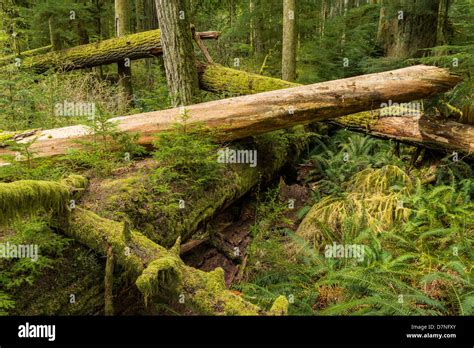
[237,131,473,316]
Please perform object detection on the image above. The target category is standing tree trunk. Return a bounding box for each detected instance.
[115,0,134,106]
[377,0,441,58]
[155,0,199,106]
[282,0,296,81]
[48,16,62,51]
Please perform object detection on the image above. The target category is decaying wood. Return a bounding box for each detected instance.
[0,65,461,161]
[69,207,271,315]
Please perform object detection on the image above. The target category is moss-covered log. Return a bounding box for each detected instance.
[0,65,461,161]
[5,30,218,73]
[80,128,310,247]
[0,175,87,225]
[68,208,276,315]
[0,45,52,67]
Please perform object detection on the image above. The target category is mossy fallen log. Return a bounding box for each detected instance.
[1,174,284,314]
[4,30,218,73]
[0,45,52,67]
[81,128,310,247]
[68,208,277,315]
[0,175,87,225]
[0,65,461,161]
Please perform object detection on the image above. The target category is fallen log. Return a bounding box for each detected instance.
[198,64,473,155]
[0,65,461,160]
[0,176,285,315]
[332,111,474,155]
[0,45,52,67]
[69,208,269,315]
[80,127,310,247]
[5,29,219,73]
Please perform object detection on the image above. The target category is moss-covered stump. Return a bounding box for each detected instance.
[68,208,284,315]
[80,128,311,247]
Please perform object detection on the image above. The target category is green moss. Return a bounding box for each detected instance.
[201,64,299,96]
[15,30,162,73]
[0,175,87,225]
[0,180,69,225]
[269,295,289,316]
[135,256,183,305]
[335,110,381,129]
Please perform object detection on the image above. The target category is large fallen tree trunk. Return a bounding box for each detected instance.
[5,29,218,73]
[80,127,310,247]
[0,176,286,315]
[0,65,461,160]
[198,64,473,155]
[332,111,474,155]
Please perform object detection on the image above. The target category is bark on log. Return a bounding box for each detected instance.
[199,64,473,155]
[332,111,474,155]
[5,29,219,73]
[0,65,461,160]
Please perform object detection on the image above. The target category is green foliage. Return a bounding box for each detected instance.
[239,129,473,316]
[0,219,71,315]
[152,110,223,191]
[306,130,404,195]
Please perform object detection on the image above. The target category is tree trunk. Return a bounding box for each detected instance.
[0,65,461,160]
[200,64,472,155]
[436,0,450,47]
[377,0,441,58]
[48,16,62,51]
[282,0,296,81]
[155,0,199,106]
[115,0,134,106]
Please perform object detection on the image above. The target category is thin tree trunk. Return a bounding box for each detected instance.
[282,0,296,81]
[115,0,134,106]
[104,246,114,316]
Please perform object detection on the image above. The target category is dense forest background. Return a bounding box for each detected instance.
[0,0,472,316]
